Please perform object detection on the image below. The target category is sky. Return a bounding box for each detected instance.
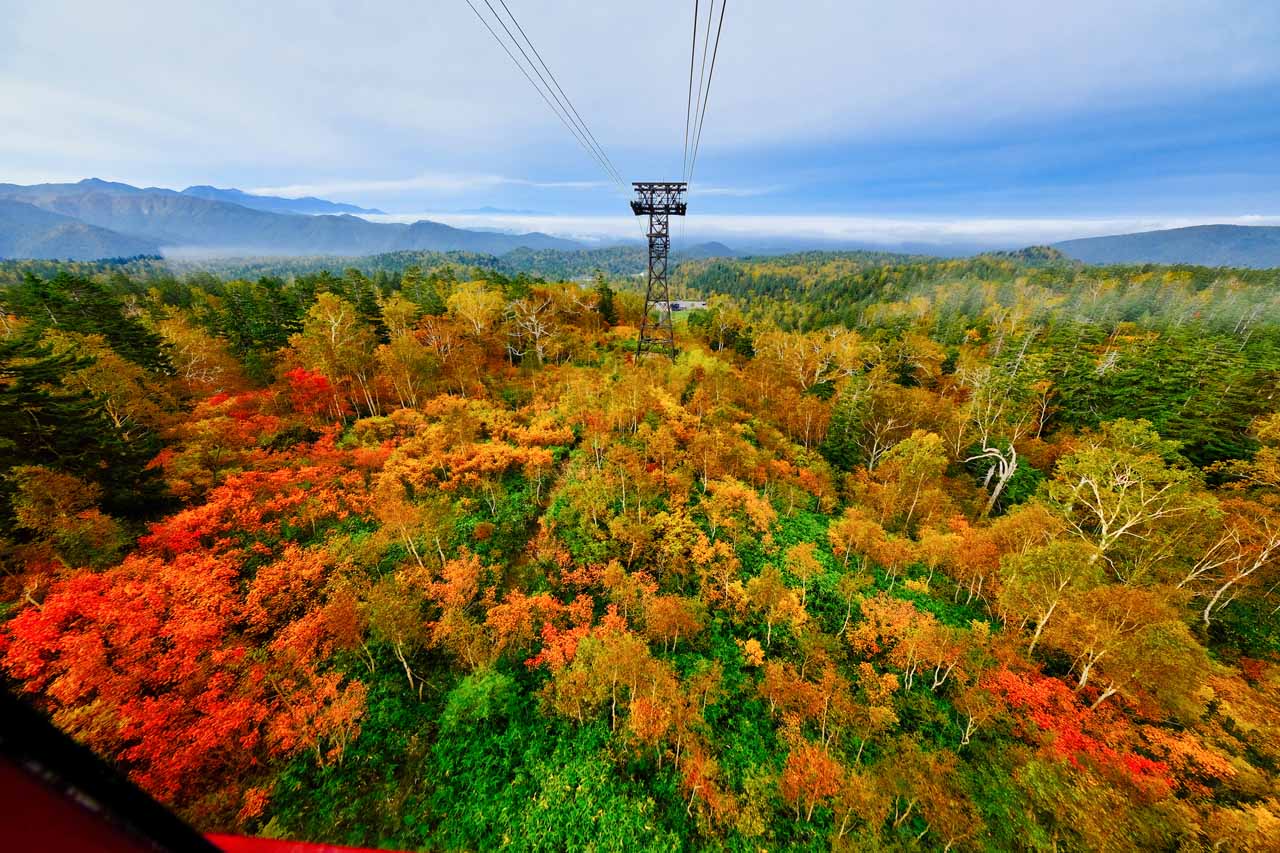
[3,0,1280,248]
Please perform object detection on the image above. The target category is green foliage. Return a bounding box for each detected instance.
[2,271,171,371]
[0,331,164,529]
[266,654,441,848]
[5,252,1280,853]
[428,670,686,852]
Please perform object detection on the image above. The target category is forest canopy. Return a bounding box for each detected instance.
[1,252,1278,851]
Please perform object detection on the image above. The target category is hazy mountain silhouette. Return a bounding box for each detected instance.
[0,199,160,260]
[180,185,386,216]
[0,179,582,257]
[1054,225,1280,268]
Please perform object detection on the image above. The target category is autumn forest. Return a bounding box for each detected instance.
[1,249,1279,851]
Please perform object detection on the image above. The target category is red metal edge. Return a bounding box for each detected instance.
[207,833,405,853]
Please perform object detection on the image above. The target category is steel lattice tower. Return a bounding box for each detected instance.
[631,181,687,357]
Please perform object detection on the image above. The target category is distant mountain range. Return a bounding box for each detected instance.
[4,178,1279,269]
[0,179,583,259]
[180,185,385,216]
[0,199,160,261]
[1053,224,1280,268]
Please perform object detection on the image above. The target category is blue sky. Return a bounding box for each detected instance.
[4,0,1280,247]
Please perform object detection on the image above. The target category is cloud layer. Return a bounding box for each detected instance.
[4,1,1280,221]
[364,211,1280,250]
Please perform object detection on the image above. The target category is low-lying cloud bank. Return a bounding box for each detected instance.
[361,212,1280,251]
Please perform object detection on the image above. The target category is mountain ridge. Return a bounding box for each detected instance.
[0,199,161,260]
[1053,224,1280,268]
[180,185,386,216]
[0,179,582,258]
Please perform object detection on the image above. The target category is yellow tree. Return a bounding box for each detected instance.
[1042,419,1213,582]
[447,280,505,338]
[785,541,824,607]
[746,565,805,646]
[853,429,952,533]
[1042,584,1210,712]
[376,294,436,409]
[998,540,1105,653]
[290,292,381,416]
[754,326,866,391]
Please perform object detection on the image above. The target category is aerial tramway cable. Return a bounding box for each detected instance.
[682,1,700,182]
[679,1,727,263]
[493,0,627,188]
[462,0,626,190]
[464,1,732,250]
[686,0,726,188]
[462,0,649,242]
[685,0,715,184]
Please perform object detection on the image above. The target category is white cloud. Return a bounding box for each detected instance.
[249,173,611,199]
[362,211,1280,249]
[4,0,1278,194]
[692,184,785,198]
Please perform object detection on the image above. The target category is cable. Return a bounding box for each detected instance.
[462,0,624,189]
[494,0,626,189]
[686,0,716,183]
[481,0,623,187]
[682,1,699,180]
[687,0,727,187]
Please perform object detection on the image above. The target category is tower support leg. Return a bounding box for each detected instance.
[630,181,687,359]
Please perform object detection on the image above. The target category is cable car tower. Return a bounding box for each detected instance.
[631,181,687,357]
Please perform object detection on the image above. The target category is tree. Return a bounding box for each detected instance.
[854,429,951,532]
[958,360,1037,516]
[155,311,245,396]
[447,280,505,337]
[998,540,1104,653]
[8,465,125,569]
[376,294,436,409]
[849,593,936,690]
[746,565,805,646]
[699,477,776,545]
[289,292,381,416]
[1,271,171,372]
[876,737,982,847]
[1180,497,1280,626]
[644,594,706,652]
[1042,419,1212,581]
[832,767,890,841]
[0,332,162,526]
[785,541,824,607]
[780,741,844,821]
[594,275,618,326]
[506,292,561,365]
[1042,584,1209,712]
[43,330,176,441]
[828,506,881,571]
[2,549,365,816]
[364,573,429,691]
[754,327,865,391]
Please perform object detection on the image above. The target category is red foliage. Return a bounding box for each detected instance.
[140,464,373,558]
[284,367,345,420]
[524,599,622,671]
[985,669,1169,791]
[3,552,268,807]
[4,532,366,818]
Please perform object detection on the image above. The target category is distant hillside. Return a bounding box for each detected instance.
[161,241,739,281]
[500,243,739,278]
[982,246,1072,266]
[0,179,581,256]
[1054,224,1280,268]
[0,199,160,260]
[180,185,385,216]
